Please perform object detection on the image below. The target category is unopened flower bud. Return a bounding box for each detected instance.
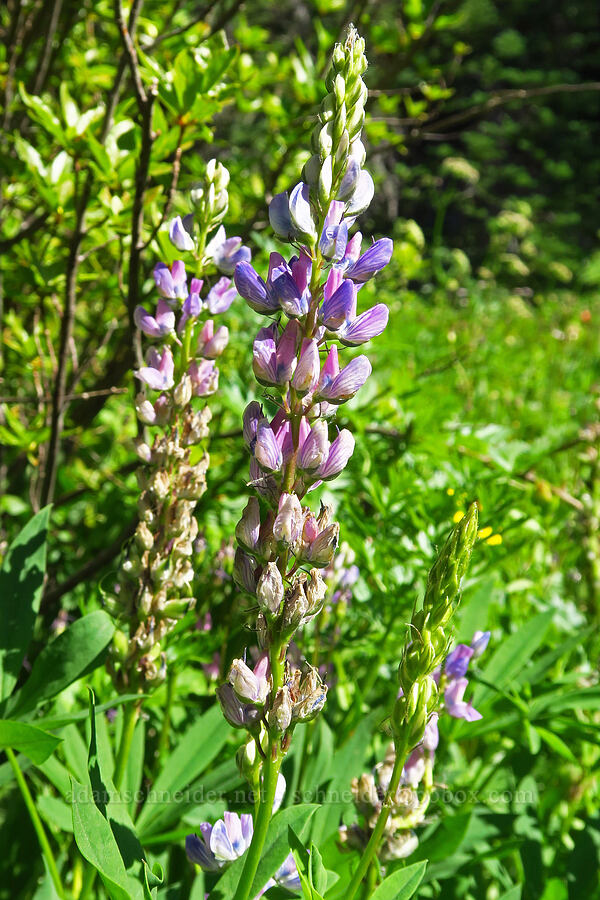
[233,548,257,595]
[273,493,303,547]
[268,686,293,733]
[305,522,339,567]
[236,497,261,554]
[256,562,284,616]
[174,375,193,407]
[305,569,327,614]
[135,521,154,551]
[282,581,309,631]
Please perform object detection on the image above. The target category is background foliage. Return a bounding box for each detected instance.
[1,1,599,898]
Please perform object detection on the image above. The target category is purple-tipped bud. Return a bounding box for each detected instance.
[289,182,317,242]
[185,832,220,871]
[235,498,261,553]
[471,630,491,658]
[402,746,426,788]
[234,262,279,315]
[346,238,393,283]
[273,493,303,546]
[318,429,355,479]
[320,220,348,261]
[228,657,270,705]
[255,421,283,471]
[198,320,229,359]
[134,299,176,338]
[257,562,284,615]
[292,339,320,395]
[269,191,294,240]
[134,347,175,391]
[243,401,263,449]
[339,304,389,346]
[298,420,329,471]
[345,169,374,217]
[169,215,195,251]
[316,355,372,404]
[206,277,237,314]
[305,522,339,567]
[320,280,357,330]
[233,548,257,594]
[336,158,361,203]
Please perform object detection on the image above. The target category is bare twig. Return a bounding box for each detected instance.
[0,212,49,252]
[0,387,128,404]
[31,0,64,94]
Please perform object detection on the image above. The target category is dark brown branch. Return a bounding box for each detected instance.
[38,2,142,507]
[0,387,128,404]
[141,125,185,251]
[0,212,48,252]
[421,82,600,134]
[31,0,64,94]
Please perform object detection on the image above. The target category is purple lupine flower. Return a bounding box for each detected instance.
[186,812,253,870]
[178,278,203,332]
[345,237,393,283]
[255,421,283,471]
[135,347,175,391]
[234,261,279,315]
[319,201,348,261]
[339,304,389,346]
[402,745,426,788]
[289,182,317,241]
[229,653,270,705]
[274,853,301,890]
[197,320,229,359]
[320,279,357,331]
[206,226,252,275]
[445,677,482,721]
[269,191,294,240]
[444,644,474,679]
[153,260,188,301]
[268,254,310,318]
[317,429,355,479]
[337,231,363,272]
[243,401,263,449]
[423,712,439,751]
[216,683,262,729]
[471,630,491,658]
[298,419,329,471]
[253,321,299,387]
[169,215,195,251]
[315,355,372,404]
[291,339,320,395]
[134,299,175,338]
[206,276,237,314]
[189,359,218,396]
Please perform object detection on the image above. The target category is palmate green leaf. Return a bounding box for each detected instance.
[136,704,232,836]
[472,610,554,707]
[211,804,319,899]
[0,719,61,764]
[7,610,114,718]
[0,506,50,703]
[369,861,428,900]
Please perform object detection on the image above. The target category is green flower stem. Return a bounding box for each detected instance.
[233,639,286,900]
[6,747,65,899]
[156,669,177,768]
[346,737,408,900]
[113,699,140,790]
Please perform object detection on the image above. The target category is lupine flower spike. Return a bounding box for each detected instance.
[105,161,248,691]
[191,25,394,900]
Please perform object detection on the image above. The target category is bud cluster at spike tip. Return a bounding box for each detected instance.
[107,161,246,692]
